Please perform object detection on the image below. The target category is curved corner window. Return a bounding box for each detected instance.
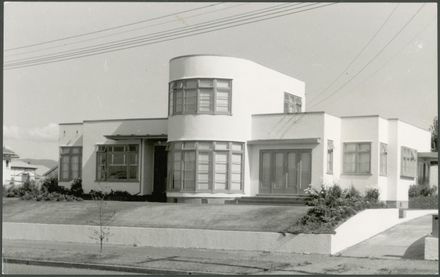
[167,141,244,193]
[168,78,232,116]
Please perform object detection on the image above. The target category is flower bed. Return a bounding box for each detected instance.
[286,185,386,234]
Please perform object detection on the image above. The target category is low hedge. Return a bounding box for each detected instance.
[286,185,386,234]
[409,195,438,209]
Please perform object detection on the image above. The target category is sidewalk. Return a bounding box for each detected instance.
[2,239,438,275]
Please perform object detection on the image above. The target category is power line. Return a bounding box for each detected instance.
[306,3,400,105]
[5,3,337,70]
[333,16,436,97]
[307,3,426,109]
[5,2,299,65]
[6,3,248,57]
[4,2,223,52]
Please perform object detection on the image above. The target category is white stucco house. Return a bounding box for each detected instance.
[58,55,431,207]
[3,146,19,186]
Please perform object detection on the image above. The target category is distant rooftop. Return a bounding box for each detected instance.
[3,146,19,159]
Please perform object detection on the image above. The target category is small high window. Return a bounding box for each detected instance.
[284,92,302,113]
[401,146,417,179]
[327,140,334,174]
[380,143,387,176]
[169,78,232,116]
[343,142,371,174]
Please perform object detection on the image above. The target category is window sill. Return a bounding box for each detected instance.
[341,173,372,176]
[400,176,415,180]
[95,180,140,183]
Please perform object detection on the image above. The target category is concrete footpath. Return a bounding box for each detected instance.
[341,214,433,260]
[2,239,438,275]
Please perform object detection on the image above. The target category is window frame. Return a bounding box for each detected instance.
[95,144,140,182]
[59,146,82,182]
[284,92,302,113]
[400,146,417,179]
[167,141,244,193]
[380,143,388,176]
[342,142,372,175]
[327,140,334,174]
[168,78,232,116]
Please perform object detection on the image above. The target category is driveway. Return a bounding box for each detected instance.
[340,215,434,260]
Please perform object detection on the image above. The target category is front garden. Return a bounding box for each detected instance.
[286,185,386,234]
[408,184,438,209]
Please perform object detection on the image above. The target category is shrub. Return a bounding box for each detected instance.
[408,184,437,198]
[70,178,83,197]
[287,185,385,234]
[364,188,380,203]
[409,195,438,209]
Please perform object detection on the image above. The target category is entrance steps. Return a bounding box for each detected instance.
[226,194,310,206]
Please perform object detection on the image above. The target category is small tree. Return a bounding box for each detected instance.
[430,116,438,152]
[89,190,114,254]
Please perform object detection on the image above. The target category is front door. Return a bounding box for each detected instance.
[259,149,311,195]
[153,145,167,201]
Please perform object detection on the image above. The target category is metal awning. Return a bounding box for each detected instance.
[247,138,321,145]
[104,134,167,140]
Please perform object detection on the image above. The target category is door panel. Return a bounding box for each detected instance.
[286,152,298,194]
[272,152,285,193]
[299,152,311,192]
[260,152,271,194]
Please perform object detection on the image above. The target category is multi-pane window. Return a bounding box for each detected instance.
[343,142,371,174]
[380,143,388,176]
[169,78,232,115]
[96,144,139,181]
[168,141,244,192]
[284,92,302,113]
[59,147,82,182]
[327,140,334,174]
[401,146,417,178]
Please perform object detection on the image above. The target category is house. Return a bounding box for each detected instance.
[42,165,58,180]
[8,161,38,186]
[3,146,19,186]
[417,152,438,189]
[58,55,431,208]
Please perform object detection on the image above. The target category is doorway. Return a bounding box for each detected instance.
[153,145,167,201]
[259,149,312,195]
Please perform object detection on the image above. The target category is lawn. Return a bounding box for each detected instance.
[2,198,309,232]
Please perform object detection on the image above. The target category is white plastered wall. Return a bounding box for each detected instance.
[168,55,305,197]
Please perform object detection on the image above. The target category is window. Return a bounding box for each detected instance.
[380,143,387,176]
[167,141,244,192]
[401,146,417,178]
[327,140,334,174]
[96,144,139,181]
[284,92,302,113]
[343,142,371,174]
[59,146,82,181]
[169,78,232,115]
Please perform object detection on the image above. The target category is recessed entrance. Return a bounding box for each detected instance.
[153,144,167,201]
[259,149,312,195]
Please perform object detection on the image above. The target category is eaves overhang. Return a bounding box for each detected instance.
[104,134,168,140]
[247,138,321,145]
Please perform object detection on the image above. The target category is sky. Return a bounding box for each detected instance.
[3,2,438,160]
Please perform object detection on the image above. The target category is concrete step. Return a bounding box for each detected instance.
[227,195,310,206]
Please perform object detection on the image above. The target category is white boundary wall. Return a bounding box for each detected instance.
[4,209,437,255]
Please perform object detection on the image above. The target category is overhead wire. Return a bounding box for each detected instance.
[308,3,426,109]
[306,3,400,105]
[5,3,337,70]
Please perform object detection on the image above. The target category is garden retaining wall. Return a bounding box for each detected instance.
[4,208,437,255]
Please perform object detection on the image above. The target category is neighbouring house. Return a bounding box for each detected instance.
[58,55,431,208]
[3,146,19,186]
[417,152,438,189]
[8,161,38,186]
[43,165,58,180]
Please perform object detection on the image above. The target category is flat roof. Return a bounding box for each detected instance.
[59,117,168,125]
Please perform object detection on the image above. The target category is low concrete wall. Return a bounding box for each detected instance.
[2,222,331,254]
[403,209,438,221]
[331,209,400,254]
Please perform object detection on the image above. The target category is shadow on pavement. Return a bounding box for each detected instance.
[402,235,427,260]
